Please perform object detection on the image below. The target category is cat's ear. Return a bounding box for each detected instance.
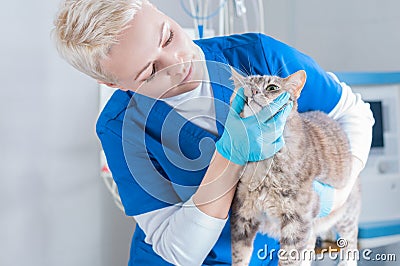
[230,66,246,89]
[285,70,307,99]
[229,66,246,105]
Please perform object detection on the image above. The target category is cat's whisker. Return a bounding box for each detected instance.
[239,63,251,77]
[271,59,297,77]
[247,53,254,75]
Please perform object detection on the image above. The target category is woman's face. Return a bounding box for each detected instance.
[100,2,205,99]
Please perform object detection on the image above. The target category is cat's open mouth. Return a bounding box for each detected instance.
[247,97,293,115]
[246,97,263,109]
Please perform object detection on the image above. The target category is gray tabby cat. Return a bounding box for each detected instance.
[229,68,361,266]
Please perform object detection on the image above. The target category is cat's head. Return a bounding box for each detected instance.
[230,68,307,116]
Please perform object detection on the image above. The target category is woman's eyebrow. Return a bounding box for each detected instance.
[159,22,168,47]
[134,22,167,81]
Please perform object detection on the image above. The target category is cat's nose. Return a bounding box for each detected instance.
[252,88,260,95]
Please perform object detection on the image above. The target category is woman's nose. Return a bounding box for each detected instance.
[161,52,185,76]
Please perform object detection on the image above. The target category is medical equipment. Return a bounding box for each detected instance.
[181,0,265,38]
[99,85,125,211]
[335,72,400,248]
[100,149,124,211]
[220,0,264,35]
[180,0,225,39]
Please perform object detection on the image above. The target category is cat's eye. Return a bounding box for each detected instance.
[265,84,280,91]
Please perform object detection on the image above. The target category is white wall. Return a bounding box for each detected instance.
[154,0,400,71]
[263,0,400,72]
[0,1,133,266]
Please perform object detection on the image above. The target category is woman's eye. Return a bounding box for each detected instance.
[146,65,156,82]
[265,84,279,91]
[163,30,174,48]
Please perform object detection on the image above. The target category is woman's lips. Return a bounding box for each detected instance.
[181,61,193,84]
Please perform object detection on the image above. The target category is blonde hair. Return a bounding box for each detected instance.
[53,0,148,83]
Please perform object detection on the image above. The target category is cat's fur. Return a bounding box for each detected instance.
[229,69,361,266]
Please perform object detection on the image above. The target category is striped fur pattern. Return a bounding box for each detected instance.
[230,69,361,266]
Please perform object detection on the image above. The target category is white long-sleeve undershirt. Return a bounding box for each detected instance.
[135,80,226,265]
[134,197,227,265]
[133,72,374,265]
[327,72,374,167]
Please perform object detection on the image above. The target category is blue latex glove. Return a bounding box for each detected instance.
[313,180,335,217]
[215,88,293,165]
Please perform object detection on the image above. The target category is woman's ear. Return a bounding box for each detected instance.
[285,70,307,100]
[97,80,117,88]
[97,80,129,91]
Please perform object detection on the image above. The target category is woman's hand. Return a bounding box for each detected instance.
[215,88,293,165]
[313,180,335,217]
[314,156,363,217]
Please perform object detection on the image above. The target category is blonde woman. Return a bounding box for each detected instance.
[53,1,373,265]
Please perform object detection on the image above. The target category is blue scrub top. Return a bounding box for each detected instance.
[96,33,342,265]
